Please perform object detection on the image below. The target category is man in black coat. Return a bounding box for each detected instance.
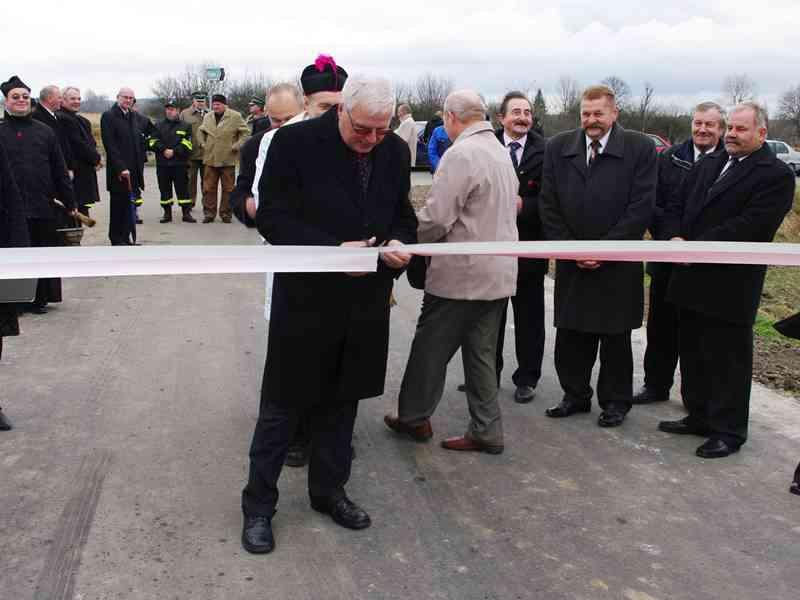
[101,88,145,245]
[0,75,76,314]
[634,102,726,405]
[59,87,102,218]
[494,91,547,404]
[0,140,29,431]
[32,85,73,175]
[240,74,417,555]
[540,84,656,428]
[658,102,795,458]
[148,99,195,223]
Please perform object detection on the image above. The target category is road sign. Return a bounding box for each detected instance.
[205,67,225,82]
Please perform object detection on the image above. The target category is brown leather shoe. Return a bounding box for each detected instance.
[383,415,432,441]
[440,435,504,455]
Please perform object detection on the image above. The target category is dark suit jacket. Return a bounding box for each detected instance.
[0,141,29,338]
[32,104,73,169]
[256,107,417,410]
[496,128,547,276]
[663,143,795,325]
[59,109,101,207]
[540,123,656,333]
[230,129,268,227]
[100,104,146,194]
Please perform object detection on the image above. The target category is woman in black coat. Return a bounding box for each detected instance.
[0,141,30,430]
[774,313,800,496]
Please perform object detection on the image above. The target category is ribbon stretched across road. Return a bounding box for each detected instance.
[1,241,800,280]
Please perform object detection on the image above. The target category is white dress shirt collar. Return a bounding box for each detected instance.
[585,129,611,164]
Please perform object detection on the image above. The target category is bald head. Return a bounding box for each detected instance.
[117,87,135,111]
[443,89,487,141]
[266,83,303,129]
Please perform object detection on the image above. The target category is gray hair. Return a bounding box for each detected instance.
[692,101,726,129]
[62,86,80,98]
[342,74,395,117]
[730,101,768,130]
[39,85,60,102]
[268,82,303,105]
[444,89,487,123]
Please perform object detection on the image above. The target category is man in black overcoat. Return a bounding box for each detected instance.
[634,102,726,405]
[32,85,73,174]
[494,91,547,403]
[658,102,795,458]
[0,75,76,314]
[540,84,656,428]
[101,88,145,245]
[0,140,29,430]
[240,74,417,554]
[60,87,102,218]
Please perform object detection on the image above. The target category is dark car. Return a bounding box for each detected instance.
[414,120,430,171]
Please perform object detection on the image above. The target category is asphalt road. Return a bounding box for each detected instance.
[1,167,799,600]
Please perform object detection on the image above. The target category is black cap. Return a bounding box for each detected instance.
[191,91,206,100]
[300,54,348,96]
[211,94,227,105]
[164,98,178,108]
[248,97,265,107]
[1,75,31,97]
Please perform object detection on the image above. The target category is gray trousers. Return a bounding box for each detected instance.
[397,293,506,444]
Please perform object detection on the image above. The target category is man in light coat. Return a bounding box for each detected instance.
[385,89,519,455]
[179,92,208,209]
[197,94,250,223]
[394,103,417,167]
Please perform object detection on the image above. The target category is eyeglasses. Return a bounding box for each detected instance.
[345,109,392,138]
[8,93,30,101]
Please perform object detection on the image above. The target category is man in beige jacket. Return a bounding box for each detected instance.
[394,103,417,167]
[197,93,250,222]
[179,92,208,209]
[385,89,519,454]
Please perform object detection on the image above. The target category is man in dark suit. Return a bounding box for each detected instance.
[634,102,727,405]
[540,84,656,428]
[494,91,547,403]
[240,74,417,555]
[101,88,146,245]
[658,102,794,458]
[32,85,73,175]
[59,87,102,219]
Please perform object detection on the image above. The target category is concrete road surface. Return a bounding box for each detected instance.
[1,167,799,600]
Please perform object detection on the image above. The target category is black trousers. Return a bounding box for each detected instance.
[156,165,190,206]
[679,308,752,446]
[497,272,545,388]
[643,267,679,393]
[242,398,358,518]
[27,219,62,305]
[554,328,633,410]
[108,191,135,245]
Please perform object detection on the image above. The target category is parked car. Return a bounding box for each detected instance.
[646,133,671,153]
[766,140,800,175]
[414,121,430,171]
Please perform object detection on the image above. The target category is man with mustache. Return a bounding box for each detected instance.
[634,102,726,405]
[540,85,656,428]
[659,102,794,458]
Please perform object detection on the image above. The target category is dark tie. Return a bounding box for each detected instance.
[714,158,738,184]
[355,153,372,199]
[588,140,601,167]
[508,141,521,170]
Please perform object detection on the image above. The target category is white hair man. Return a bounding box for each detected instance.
[385,89,519,455]
[240,72,417,555]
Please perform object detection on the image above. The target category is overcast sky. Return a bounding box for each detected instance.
[5,1,800,111]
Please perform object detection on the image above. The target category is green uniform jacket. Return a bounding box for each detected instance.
[179,106,207,162]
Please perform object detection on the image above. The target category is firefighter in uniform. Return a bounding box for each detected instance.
[148,99,195,223]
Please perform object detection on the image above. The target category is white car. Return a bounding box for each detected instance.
[766,140,800,175]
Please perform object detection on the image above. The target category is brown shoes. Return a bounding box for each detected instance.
[383,415,433,441]
[440,435,504,455]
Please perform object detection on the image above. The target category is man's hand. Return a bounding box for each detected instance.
[576,260,602,270]
[164,149,174,159]
[380,239,412,269]
[119,169,130,181]
[670,236,689,265]
[245,197,257,219]
[341,237,376,276]
[68,170,75,180]
[516,195,523,215]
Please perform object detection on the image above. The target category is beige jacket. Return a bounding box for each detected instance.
[197,108,250,167]
[394,115,418,167]
[417,121,518,301]
[179,106,207,161]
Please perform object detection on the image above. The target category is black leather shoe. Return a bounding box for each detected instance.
[241,516,275,554]
[545,399,591,418]
[30,303,48,315]
[631,385,669,404]
[696,438,740,459]
[285,444,310,468]
[203,217,214,223]
[0,409,12,431]
[790,481,800,496]
[311,496,371,530]
[514,385,536,404]
[457,383,466,392]
[658,417,708,436]
[598,410,626,427]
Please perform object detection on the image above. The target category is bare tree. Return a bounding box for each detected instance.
[779,83,800,141]
[151,62,221,107]
[81,89,113,113]
[414,73,454,120]
[225,73,274,114]
[601,75,632,111]
[722,74,757,106]
[636,82,656,131]
[556,76,581,115]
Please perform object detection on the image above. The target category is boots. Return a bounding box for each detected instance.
[160,206,172,223]
[182,206,196,223]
